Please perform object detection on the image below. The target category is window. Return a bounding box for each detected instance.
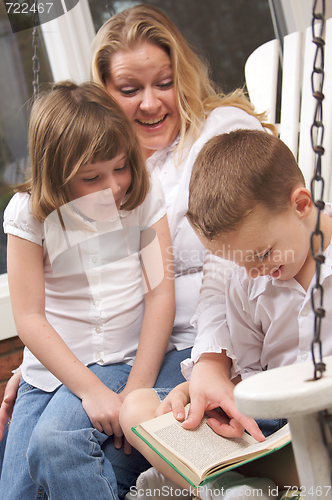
[87,0,278,93]
[0,2,53,274]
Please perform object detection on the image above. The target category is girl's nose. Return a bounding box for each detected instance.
[103,176,120,196]
[140,87,161,113]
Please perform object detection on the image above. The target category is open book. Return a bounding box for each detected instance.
[132,407,291,487]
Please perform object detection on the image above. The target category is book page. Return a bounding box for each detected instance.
[154,416,251,471]
[138,406,291,478]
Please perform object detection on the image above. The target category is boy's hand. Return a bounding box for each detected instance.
[183,353,265,442]
[155,382,190,421]
[0,370,21,441]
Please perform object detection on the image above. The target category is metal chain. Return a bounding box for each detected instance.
[310,0,326,380]
[102,0,115,17]
[32,0,40,101]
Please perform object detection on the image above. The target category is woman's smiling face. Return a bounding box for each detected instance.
[106,42,181,159]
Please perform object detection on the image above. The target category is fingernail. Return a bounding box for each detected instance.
[3,395,9,402]
[176,412,184,419]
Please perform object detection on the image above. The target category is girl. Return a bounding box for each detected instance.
[0,81,175,499]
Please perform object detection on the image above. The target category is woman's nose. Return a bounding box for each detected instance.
[140,87,161,113]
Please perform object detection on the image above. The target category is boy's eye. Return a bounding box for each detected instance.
[257,249,272,262]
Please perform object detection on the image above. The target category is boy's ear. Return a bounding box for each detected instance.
[290,187,312,219]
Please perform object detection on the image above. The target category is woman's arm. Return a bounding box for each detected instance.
[122,215,175,396]
[0,370,21,440]
[7,234,124,437]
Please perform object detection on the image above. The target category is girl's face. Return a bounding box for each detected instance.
[105,42,181,160]
[67,153,132,222]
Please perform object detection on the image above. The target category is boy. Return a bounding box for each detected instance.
[120,130,332,499]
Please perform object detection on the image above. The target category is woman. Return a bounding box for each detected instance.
[0,4,273,498]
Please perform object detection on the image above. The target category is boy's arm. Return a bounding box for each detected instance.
[121,215,175,397]
[155,353,264,442]
[7,234,125,437]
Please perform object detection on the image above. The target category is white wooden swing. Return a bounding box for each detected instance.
[234,5,332,495]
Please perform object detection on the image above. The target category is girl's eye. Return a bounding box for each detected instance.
[257,249,272,262]
[158,80,173,90]
[83,176,99,183]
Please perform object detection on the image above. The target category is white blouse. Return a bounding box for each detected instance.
[3,176,166,391]
[182,206,332,381]
[146,106,264,349]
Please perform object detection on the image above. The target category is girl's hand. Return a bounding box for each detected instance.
[81,385,123,440]
[0,370,21,441]
[155,382,190,421]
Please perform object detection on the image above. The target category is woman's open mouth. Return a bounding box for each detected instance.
[136,115,167,127]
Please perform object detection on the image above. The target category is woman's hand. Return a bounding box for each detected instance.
[0,370,21,441]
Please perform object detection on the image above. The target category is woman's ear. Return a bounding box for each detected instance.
[290,187,313,219]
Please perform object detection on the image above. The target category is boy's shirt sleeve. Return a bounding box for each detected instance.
[181,253,241,380]
[226,267,266,379]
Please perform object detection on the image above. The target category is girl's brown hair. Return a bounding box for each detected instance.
[18,81,149,221]
[91,4,276,158]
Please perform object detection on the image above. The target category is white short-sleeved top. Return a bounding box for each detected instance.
[3,176,166,391]
[182,205,332,381]
[146,106,264,348]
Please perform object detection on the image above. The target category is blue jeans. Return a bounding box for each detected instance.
[0,348,190,500]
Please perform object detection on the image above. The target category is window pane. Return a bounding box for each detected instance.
[0,2,53,274]
[87,0,276,92]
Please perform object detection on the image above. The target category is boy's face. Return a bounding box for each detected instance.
[202,202,312,281]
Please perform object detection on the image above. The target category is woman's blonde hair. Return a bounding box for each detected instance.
[18,81,149,221]
[91,4,276,156]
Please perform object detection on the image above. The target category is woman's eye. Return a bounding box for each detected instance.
[158,80,173,90]
[120,88,138,96]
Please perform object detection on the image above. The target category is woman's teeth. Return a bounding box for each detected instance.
[138,115,166,125]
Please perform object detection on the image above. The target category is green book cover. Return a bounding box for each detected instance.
[132,409,291,488]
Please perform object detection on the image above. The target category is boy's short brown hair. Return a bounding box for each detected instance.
[187,129,305,240]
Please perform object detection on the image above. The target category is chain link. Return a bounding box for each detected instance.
[102,0,116,17]
[32,0,40,101]
[310,0,326,380]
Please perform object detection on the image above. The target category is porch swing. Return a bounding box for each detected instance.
[235,0,332,493]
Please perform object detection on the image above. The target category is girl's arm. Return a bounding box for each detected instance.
[7,234,124,437]
[121,215,175,397]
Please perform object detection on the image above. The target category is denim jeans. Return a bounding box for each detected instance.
[0,380,53,500]
[0,347,190,500]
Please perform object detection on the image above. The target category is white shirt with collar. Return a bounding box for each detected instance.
[146,106,264,349]
[3,176,165,391]
[182,205,332,380]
